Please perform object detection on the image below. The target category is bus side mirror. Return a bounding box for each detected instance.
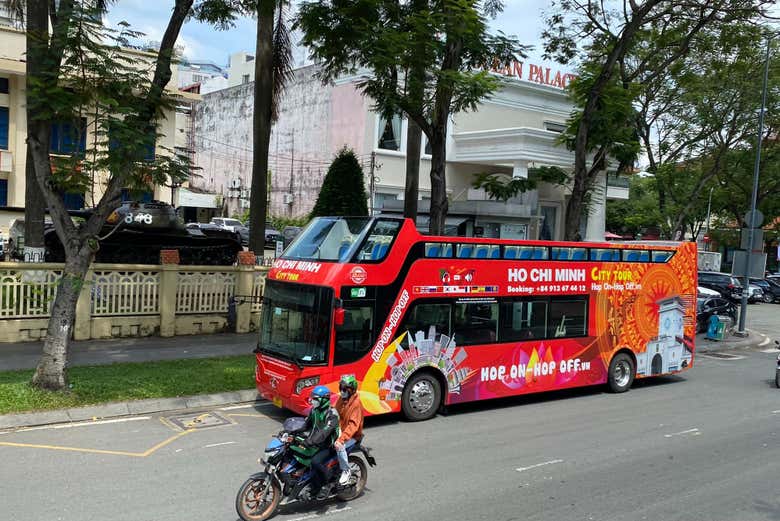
[334,308,345,326]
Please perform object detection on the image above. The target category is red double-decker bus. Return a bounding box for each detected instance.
[255,216,697,421]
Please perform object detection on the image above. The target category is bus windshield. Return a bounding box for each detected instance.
[258,280,332,365]
[283,217,401,262]
[284,217,371,261]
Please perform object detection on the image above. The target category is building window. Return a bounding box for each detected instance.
[424,137,432,156]
[242,74,250,84]
[544,121,566,133]
[50,118,87,154]
[62,192,85,210]
[121,188,153,203]
[0,106,8,150]
[539,205,558,241]
[0,77,8,94]
[377,114,402,151]
[109,124,155,162]
[0,179,7,206]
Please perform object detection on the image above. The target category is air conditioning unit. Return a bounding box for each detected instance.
[282,193,294,204]
[230,178,242,190]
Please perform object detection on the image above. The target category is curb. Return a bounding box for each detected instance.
[696,329,773,353]
[0,389,265,431]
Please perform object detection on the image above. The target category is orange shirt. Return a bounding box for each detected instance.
[335,393,364,444]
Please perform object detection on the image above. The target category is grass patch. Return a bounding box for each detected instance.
[0,356,256,415]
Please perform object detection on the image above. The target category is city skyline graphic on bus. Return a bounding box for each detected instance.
[378,326,473,401]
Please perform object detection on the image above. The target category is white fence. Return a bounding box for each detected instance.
[0,262,268,342]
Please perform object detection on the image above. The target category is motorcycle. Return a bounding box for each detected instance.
[235,417,376,521]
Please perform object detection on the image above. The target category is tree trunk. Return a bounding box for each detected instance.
[404,120,421,220]
[23,0,49,262]
[31,253,90,390]
[428,130,447,235]
[248,3,275,255]
[23,147,47,261]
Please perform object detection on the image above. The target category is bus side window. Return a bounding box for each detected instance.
[401,302,451,342]
[457,244,473,258]
[499,300,547,342]
[652,251,673,263]
[334,303,374,365]
[548,297,588,338]
[453,302,498,345]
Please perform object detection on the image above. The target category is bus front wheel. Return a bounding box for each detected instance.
[402,372,442,421]
[608,352,635,393]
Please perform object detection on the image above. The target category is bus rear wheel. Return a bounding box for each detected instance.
[402,372,441,421]
[608,352,635,393]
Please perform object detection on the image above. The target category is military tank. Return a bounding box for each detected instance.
[44,201,243,265]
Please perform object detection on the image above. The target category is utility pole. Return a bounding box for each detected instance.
[289,131,294,217]
[369,152,376,216]
[737,33,771,336]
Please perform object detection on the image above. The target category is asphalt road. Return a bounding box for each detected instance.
[1,305,779,521]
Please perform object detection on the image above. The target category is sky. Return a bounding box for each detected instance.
[106,0,558,69]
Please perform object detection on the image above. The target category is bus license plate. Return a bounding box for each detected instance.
[272,396,283,408]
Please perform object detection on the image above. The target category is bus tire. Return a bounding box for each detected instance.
[401,372,442,421]
[607,352,635,393]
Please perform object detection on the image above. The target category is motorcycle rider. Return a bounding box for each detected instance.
[335,375,364,485]
[303,385,340,500]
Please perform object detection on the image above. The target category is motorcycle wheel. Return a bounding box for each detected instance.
[335,455,368,502]
[236,476,281,521]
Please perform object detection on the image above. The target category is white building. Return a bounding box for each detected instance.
[193,61,630,240]
[177,59,226,89]
[227,52,256,88]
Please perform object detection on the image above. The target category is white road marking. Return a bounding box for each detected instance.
[220,404,254,411]
[772,410,780,414]
[203,441,236,449]
[761,348,778,353]
[665,428,700,438]
[759,337,771,347]
[289,506,353,521]
[6,416,150,433]
[516,459,564,473]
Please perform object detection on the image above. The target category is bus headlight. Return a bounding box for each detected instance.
[295,376,320,395]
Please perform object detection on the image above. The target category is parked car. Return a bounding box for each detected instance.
[750,278,780,303]
[210,217,244,233]
[696,296,738,334]
[282,225,302,245]
[698,271,743,301]
[698,286,721,298]
[747,283,764,303]
[265,227,282,248]
[210,218,249,246]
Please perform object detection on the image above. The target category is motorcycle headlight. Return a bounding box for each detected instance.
[295,376,320,395]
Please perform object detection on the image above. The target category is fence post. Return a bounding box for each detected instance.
[73,267,93,341]
[235,251,256,333]
[159,250,180,337]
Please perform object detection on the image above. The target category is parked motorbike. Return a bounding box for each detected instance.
[235,417,376,521]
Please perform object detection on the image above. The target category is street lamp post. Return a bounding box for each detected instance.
[736,33,772,336]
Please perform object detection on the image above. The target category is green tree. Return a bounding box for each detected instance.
[296,0,525,235]
[310,148,368,217]
[543,0,772,240]
[646,28,778,238]
[22,0,194,391]
[606,176,662,238]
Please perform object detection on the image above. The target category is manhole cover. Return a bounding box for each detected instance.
[700,352,744,360]
[163,411,234,431]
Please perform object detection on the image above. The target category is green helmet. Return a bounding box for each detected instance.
[339,374,358,394]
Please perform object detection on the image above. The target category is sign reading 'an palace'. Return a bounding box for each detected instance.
[488,61,577,90]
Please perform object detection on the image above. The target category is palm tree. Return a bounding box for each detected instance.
[248,0,293,254]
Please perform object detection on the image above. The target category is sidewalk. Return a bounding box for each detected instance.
[0,332,258,371]
[695,329,774,353]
